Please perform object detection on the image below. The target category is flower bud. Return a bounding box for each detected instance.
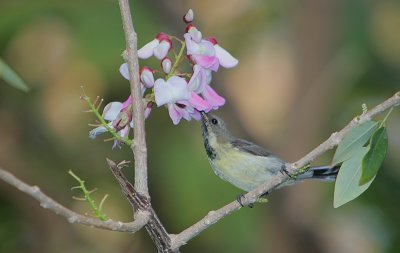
[183,9,194,23]
[140,67,155,88]
[161,57,172,74]
[186,24,202,43]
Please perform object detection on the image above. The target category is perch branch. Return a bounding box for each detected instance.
[0,167,149,233]
[170,91,400,250]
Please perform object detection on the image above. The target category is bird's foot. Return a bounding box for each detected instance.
[236,194,254,208]
[280,165,294,179]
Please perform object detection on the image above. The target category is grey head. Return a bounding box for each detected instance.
[200,111,277,158]
[200,112,233,144]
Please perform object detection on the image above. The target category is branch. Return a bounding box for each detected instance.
[170,91,400,250]
[118,0,149,197]
[0,167,149,233]
[106,159,175,253]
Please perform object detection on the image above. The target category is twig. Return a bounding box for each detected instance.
[118,0,149,197]
[0,167,149,233]
[69,170,109,221]
[170,91,400,250]
[106,159,175,253]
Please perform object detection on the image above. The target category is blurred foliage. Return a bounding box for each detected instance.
[0,0,400,253]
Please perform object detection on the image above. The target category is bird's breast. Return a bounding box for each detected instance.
[208,143,282,192]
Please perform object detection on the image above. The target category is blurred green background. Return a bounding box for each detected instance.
[1,0,400,252]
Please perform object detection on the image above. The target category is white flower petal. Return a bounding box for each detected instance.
[153,40,170,60]
[214,44,238,68]
[103,102,123,121]
[162,58,172,74]
[119,63,130,80]
[154,77,190,106]
[138,39,159,59]
[183,9,194,23]
[141,69,155,88]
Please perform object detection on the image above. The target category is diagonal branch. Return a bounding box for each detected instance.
[106,159,175,253]
[170,91,400,250]
[0,167,149,233]
[118,0,149,197]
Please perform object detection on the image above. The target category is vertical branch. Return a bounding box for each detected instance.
[118,0,149,197]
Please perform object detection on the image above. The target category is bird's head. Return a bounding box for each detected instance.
[200,112,232,144]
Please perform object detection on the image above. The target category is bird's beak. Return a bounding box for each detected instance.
[200,111,208,122]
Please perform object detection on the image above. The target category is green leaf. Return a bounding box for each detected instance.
[332,121,378,165]
[359,127,388,185]
[0,58,29,92]
[334,147,375,208]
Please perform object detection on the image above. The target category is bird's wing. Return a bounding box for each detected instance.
[231,138,274,157]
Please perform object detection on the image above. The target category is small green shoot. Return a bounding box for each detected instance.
[69,170,109,221]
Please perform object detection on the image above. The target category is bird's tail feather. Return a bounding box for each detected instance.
[298,165,340,182]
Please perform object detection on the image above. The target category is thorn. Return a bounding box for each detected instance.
[104,137,116,142]
[72,196,86,201]
[117,160,131,169]
[80,86,88,99]
[96,98,104,111]
[88,188,98,194]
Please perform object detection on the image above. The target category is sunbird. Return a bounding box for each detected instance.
[200,112,339,205]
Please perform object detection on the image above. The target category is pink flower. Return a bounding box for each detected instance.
[138,33,172,60]
[207,37,239,68]
[167,100,201,125]
[185,32,238,71]
[187,64,224,110]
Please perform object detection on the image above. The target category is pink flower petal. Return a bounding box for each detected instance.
[138,39,159,59]
[119,63,130,80]
[214,44,238,68]
[144,105,152,118]
[103,102,123,121]
[194,55,219,71]
[168,103,183,125]
[188,65,206,93]
[154,40,171,60]
[121,96,132,110]
[189,92,211,111]
[191,110,201,121]
[202,85,225,109]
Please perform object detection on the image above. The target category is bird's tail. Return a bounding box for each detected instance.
[297,165,340,182]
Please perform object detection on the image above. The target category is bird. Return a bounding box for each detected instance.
[200,112,339,203]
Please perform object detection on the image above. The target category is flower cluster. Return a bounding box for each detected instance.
[89,9,238,147]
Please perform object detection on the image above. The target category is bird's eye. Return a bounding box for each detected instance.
[211,118,218,125]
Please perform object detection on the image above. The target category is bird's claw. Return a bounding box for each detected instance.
[280,165,294,179]
[236,194,254,208]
